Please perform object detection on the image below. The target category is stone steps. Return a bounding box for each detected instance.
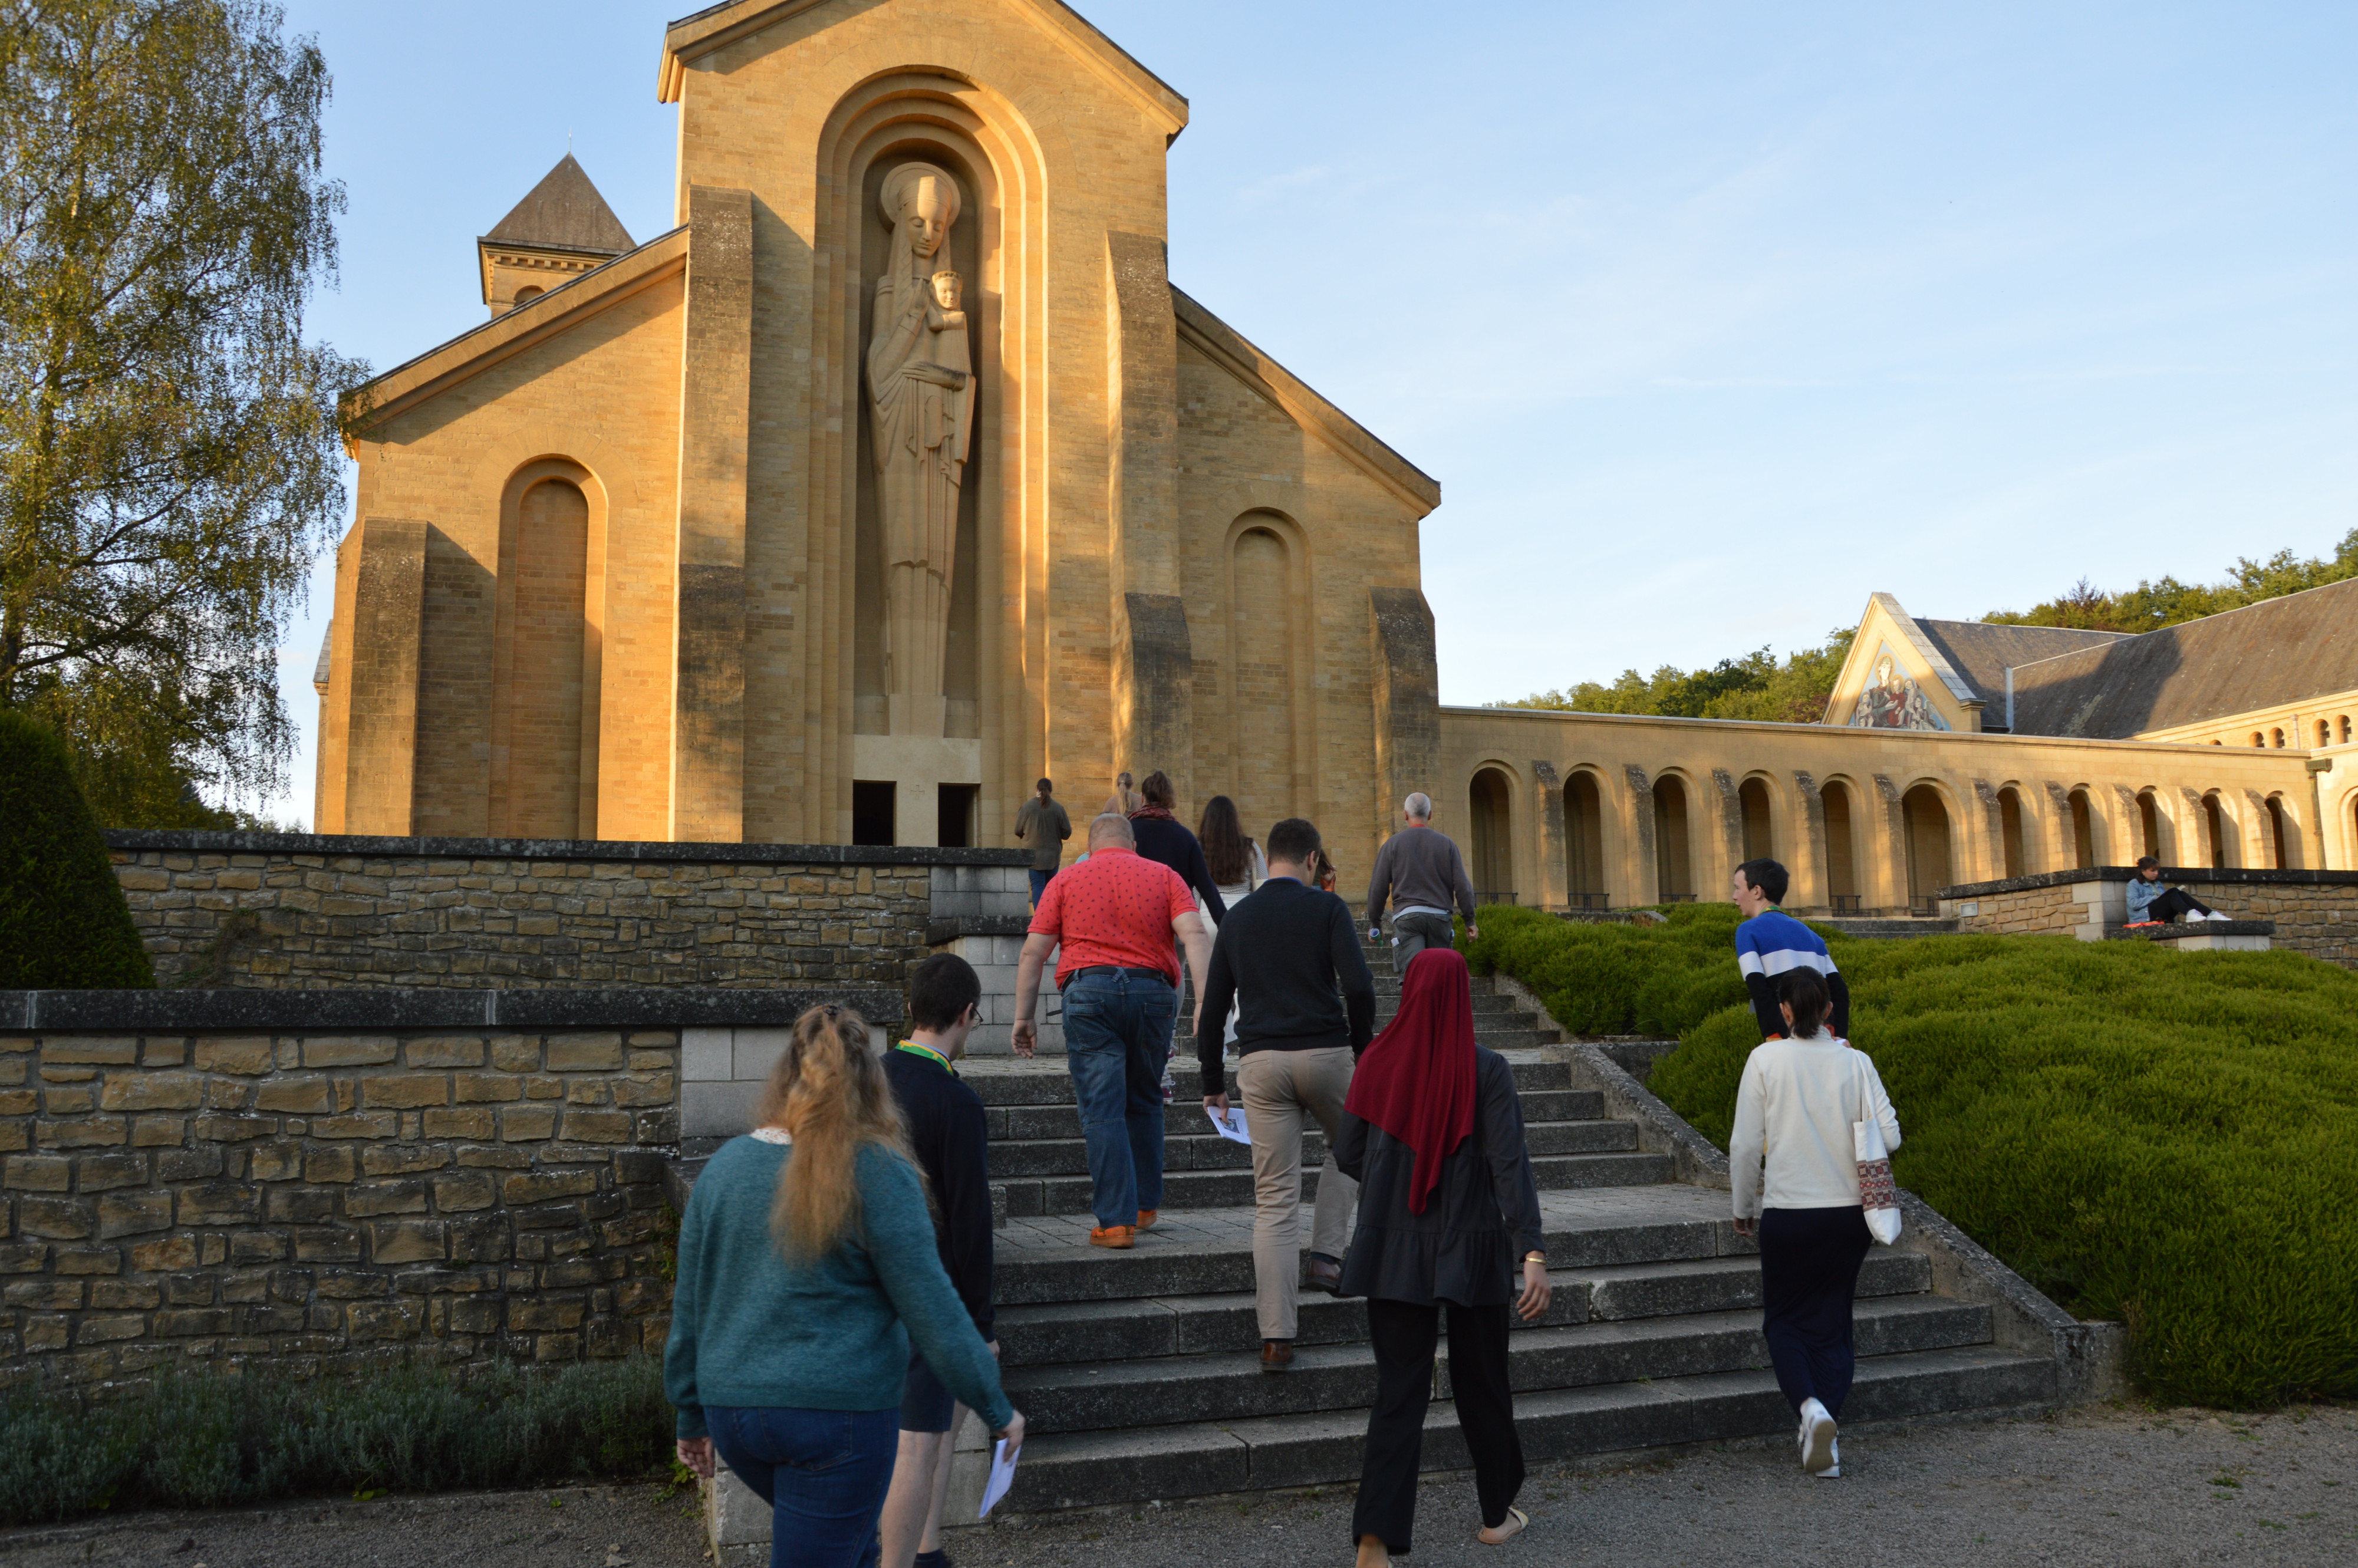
[994,1149,1675,1220]
[986,1116,1636,1178]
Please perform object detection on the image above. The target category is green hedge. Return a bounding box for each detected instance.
[0,1356,673,1526]
[0,709,154,989]
[1468,905,2358,1408]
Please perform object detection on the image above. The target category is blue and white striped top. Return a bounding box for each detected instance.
[1734,910,1839,981]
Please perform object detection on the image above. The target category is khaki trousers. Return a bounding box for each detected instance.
[1236,1046,1360,1342]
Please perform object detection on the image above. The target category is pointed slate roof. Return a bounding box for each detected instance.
[482,154,634,255]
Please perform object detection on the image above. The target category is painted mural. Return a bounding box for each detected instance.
[1847,644,1949,731]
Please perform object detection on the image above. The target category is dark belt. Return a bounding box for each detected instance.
[1060,965,1172,990]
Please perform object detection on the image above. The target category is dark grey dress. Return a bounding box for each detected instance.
[1332,1046,1544,1306]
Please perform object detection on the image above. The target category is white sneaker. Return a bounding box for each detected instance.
[1799,1400,1837,1475]
[2208,911,2234,923]
[1813,1438,1840,1479]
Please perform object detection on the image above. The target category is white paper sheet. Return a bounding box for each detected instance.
[1206,1105,1250,1144]
[978,1437,1020,1518]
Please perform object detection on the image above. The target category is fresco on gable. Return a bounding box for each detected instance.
[1847,644,1949,730]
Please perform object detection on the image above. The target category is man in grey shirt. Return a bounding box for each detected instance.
[1364,792,1480,970]
[1014,778,1072,908]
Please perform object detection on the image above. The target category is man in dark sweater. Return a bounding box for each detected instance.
[879,954,994,1568]
[1197,817,1376,1371]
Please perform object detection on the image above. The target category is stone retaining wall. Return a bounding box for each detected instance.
[0,989,896,1389]
[1939,867,2358,967]
[105,831,1030,991]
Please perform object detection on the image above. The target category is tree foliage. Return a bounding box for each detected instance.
[1981,527,2358,634]
[1500,628,1855,726]
[0,706,154,987]
[0,1,365,827]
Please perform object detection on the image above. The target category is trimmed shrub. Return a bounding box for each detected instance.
[1476,909,2358,1408]
[0,1355,673,1526]
[0,709,155,988]
[1464,902,1771,1037]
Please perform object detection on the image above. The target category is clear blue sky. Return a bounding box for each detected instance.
[262,1,2357,825]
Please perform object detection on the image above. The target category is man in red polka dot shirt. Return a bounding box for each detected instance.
[1013,813,1214,1249]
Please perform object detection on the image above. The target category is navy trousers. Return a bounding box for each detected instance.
[1758,1205,1872,1417]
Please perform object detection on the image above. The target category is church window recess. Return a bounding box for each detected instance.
[1228,523,1297,834]
[1566,770,1606,908]
[1822,781,1859,911]
[2271,728,2286,749]
[1901,786,1951,914]
[492,475,597,839]
[2320,720,2334,747]
[1847,644,1948,730]
[2341,715,2353,743]
[1469,768,1514,904]
[1652,775,1694,902]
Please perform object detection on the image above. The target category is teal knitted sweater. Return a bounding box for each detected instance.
[664,1135,1013,1440]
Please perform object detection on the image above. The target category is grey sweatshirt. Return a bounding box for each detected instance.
[1364,826,1478,925]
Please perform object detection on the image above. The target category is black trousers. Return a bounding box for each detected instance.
[1352,1299,1523,1553]
[2148,888,2214,921]
[1758,1205,1872,1418]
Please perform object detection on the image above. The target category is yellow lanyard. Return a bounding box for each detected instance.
[895,1041,954,1075]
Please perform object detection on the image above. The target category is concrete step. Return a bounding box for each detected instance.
[961,1052,1572,1107]
[997,1345,2054,1511]
[987,1088,1607,1143]
[991,1251,1934,1368]
[993,1149,1674,1218]
[986,1117,1636,1180]
[999,1296,1990,1437]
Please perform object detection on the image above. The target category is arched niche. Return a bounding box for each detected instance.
[1995,784,2027,878]
[489,457,607,839]
[1469,766,1515,903]
[1220,510,1314,837]
[1566,768,1608,908]
[1901,782,1952,911]
[1820,776,1860,911]
[1737,775,1774,862]
[1653,771,1696,902]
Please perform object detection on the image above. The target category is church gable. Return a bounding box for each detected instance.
[1823,593,1981,732]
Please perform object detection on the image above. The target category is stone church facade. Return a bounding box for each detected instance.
[315,0,2352,915]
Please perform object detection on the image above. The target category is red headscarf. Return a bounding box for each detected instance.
[1344,947,1478,1214]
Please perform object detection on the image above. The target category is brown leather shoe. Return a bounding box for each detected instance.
[1135,1209,1158,1230]
[1261,1339,1294,1372]
[1089,1224,1135,1250]
[1304,1257,1342,1296]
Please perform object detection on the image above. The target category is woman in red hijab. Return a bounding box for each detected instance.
[1335,948,1549,1566]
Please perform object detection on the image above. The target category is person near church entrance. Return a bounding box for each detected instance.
[1364,793,1479,971]
[1730,968,1903,1480]
[1196,817,1376,1368]
[1731,859,1852,1041]
[878,956,996,1568]
[666,1004,1022,1566]
[1334,948,1548,1562]
[1011,813,1213,1249]
[1126,772,1227,1102]
[1013,778,1071,908]
[1102,770,1144,818]
[2128,856,2229,924]
[1196,794,1267,1056]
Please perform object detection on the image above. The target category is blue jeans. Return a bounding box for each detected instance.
[1029,868,1055,908]
[706,1404,898,1568]
[1060,970,1177,1227]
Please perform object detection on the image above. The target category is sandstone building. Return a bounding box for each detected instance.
[315,0,2347,918]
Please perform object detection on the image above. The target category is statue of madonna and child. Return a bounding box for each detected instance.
[866,162,974,722]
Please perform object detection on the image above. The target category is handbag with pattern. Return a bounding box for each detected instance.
[1852,1053,1902,1245]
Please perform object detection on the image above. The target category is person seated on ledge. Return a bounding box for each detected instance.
[2126,857,2231,925]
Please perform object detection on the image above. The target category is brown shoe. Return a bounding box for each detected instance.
[1304,1257,1342,1296]
[1261,1339,1295,1372]
[1135,1209,1158,1230]
[1089,1224,1135,1250]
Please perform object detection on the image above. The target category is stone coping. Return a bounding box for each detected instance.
[2103,920,2276,941]
[101,828,1030,869]
[927,914,1033,944]
[0,986,903,1032]
[1938,865,2358,898]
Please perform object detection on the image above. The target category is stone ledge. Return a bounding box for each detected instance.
[1939,865,2358,898]
[2103,920,2275,941]
[927,914,1033,945]
[0,987,904,1032]
[103,828,1030,869]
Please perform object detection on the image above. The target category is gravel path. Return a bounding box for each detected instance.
[2,1404,2350,1567]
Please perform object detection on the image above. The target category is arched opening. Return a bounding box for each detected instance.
[2271,728,2286,749]
[2138,790,2162,861]
[2251,733,2265,747]
[2341,715,2352,743]
[1469,767,1514,903]
[1652,775,1695,902]
[2068,788,2096,871]
[1997,786,2026,879]
[493,475,595,838]
[512,285,544,309]
[1901,785,1952,913]
[1822,781,1859,912]
[1227,522,1298,834]
[1738,777,1773,862]
[1566,770,1606,908]
[2319,720,2334,748]
[2266,795,2290,868]
[2204,793,2229,868]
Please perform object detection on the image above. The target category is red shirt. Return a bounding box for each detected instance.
[1027,846,1197,987]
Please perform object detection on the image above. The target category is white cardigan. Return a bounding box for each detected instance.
[1730,1033,1902,1220]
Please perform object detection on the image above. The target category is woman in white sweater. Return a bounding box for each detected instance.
[1730,969,1901,1480]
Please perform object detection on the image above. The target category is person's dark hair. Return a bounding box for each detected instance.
[1777,970,1831,1039]
[1036,777,1053,798]
[908,953,982,1032]
[2136,855,2161,874]
[1138,770,1175,808]
[1198,795,1252,885]
[1735,858,1788,905]
[1266,817,1321,867]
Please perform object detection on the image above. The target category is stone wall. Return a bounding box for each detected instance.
[0,989,895,1389]
[106,830,1030,991]
[1939,867,2358,967]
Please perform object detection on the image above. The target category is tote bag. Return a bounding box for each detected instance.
[1853,1055,1902,1246]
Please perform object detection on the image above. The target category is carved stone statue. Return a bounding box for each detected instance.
[867,162,973,724]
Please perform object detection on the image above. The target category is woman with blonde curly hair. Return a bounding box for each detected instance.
[666,1004,1023,1566]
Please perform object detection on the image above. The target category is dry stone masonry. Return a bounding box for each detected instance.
[1939,867,2358,966]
